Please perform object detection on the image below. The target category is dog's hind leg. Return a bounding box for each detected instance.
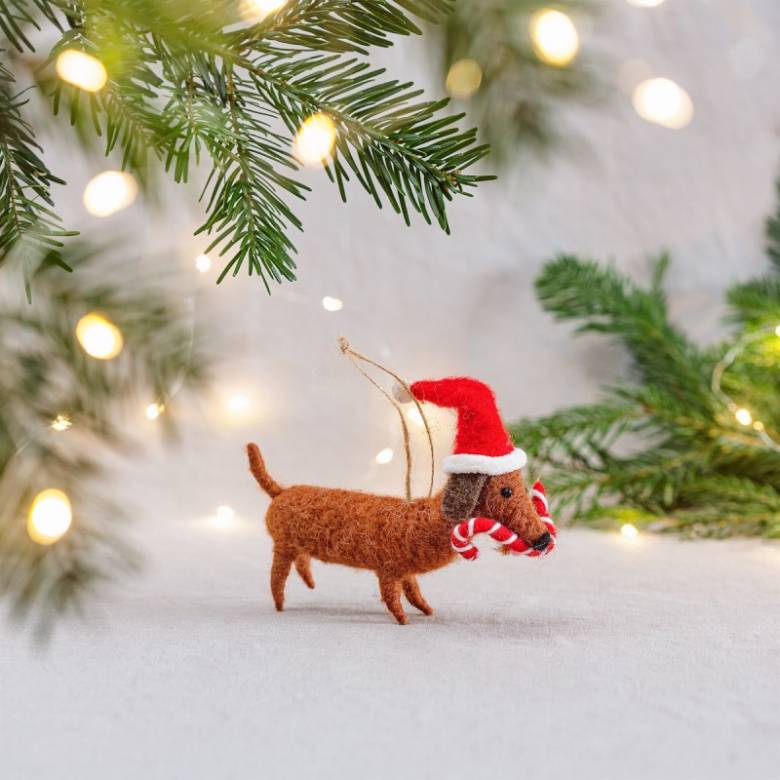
[294,553,315,589]
[402,575,433,616]
[378,573,408,625]
[270,549,294,611]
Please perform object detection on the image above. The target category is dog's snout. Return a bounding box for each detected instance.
[532,531,551,551]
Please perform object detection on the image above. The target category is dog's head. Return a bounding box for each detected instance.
[441,470,552,553]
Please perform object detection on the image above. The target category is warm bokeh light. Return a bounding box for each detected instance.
[735,408,753,426]
[375,448,394,465]
[55,49,107,92]
[145,403,164,420]
[83,171,138,217]
[406,406,425,428]
[212,505,235,529]
[75,313,124,360]
[445,58,483,100]
[530,9,579,67]
[293,113,337,165]
[774,324,780,337]
[753,421,765,432]
[28,488,72,545]
[227,394,250,414]
[239,0,288,20]
[51,414,72,432]
[620,523,639,540]
[632,78,694,129]
[626,0,666,7]
[322,296,343,312]
[195,254,212,273]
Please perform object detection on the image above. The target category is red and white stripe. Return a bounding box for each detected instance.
[450,480,557,562]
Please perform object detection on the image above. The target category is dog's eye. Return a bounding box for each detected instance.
[500,487,513,498]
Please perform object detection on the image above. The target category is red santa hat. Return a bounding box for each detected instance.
[405,377,527,476]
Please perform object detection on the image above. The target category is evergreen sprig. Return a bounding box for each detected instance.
[511,182,780,538]
[0,243,210,638]
[0,0,492,289]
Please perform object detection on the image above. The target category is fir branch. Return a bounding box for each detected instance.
[1,0,491,289]
[0,57,76,290]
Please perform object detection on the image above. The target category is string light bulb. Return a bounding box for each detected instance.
[322,296,343,312]
[445,59,483,99]
[55,49,107,92]
[195,254,212,273]
[227,394,250,414]
[529,9,580,67]
[83,170,138,217]
[375,448,394,465]
[239,0,288,20]
[75,313,124,360]
[145,403,164,420]
[735,408,753,426]
[212,505,235,529]
[632,78,694,129]
[28,488,72,545]
[406,406,425,428]
[620,523,639,540]
[51,414,72,432]
[293,113,337,165]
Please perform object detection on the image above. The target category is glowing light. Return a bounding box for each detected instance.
[774,324,780,337]
[195,254,212,273]
[239,0,288,20]
[530,9,579,67]
[620,523,639,540]
[632,78,694,129]
[293,113,337,165]
[753,421,765,432]
[735,408,753,426]
[626,0,665,7]
[212,505,235,529]
[227,394,250,414]
[375,448,394,465]
[55,49,107,92]
[145,403,164,420]
[75,313,124,360]
[322,296,343,312]
[51,414,72,432]
[28,488,72,545]
[83,170,138,217]
[445,59,483,100]
[407,406,425,428]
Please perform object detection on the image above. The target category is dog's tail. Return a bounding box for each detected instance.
[246,443,284,498]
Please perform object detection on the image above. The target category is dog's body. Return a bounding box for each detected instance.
[247,442,551,624]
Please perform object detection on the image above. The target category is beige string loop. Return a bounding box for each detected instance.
[338,337,435,501]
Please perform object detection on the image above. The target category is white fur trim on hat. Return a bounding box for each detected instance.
[443,448,527,475]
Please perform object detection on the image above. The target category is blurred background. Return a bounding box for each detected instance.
[2,2,780,777]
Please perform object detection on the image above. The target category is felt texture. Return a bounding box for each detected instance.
[410,377,516,459]
[247,444,550,625]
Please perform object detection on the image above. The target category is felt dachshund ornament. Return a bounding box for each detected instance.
[247,377,556,625]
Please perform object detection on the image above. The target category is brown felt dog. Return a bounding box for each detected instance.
[246,443,551,625]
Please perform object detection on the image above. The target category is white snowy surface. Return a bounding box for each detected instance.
[2,515,779,780]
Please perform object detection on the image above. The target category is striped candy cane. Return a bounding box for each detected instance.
[450,480,556,562]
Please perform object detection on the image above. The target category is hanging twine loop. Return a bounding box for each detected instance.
[338,337,435,501]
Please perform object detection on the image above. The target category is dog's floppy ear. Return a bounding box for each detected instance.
[442,473,488,522]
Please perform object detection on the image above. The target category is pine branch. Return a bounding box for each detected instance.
[0,243,211,637]
[1,0,491,290]
[0,57,77,293]
[535,254,713,412]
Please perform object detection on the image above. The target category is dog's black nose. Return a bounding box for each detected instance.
[532,531,551,551]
